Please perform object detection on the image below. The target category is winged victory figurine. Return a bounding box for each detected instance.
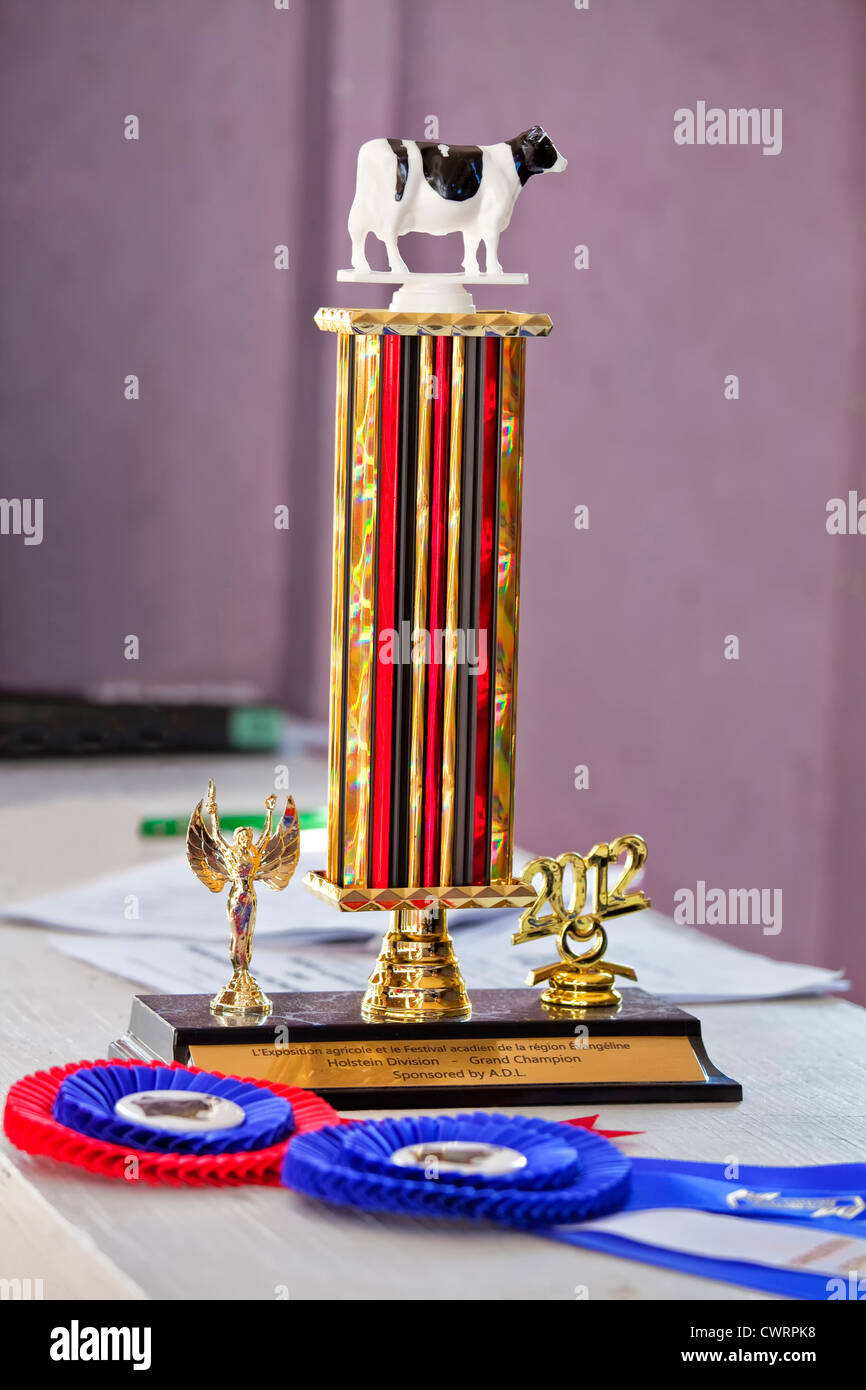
[187,779,300,1016]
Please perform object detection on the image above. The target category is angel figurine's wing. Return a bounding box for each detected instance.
[186,801,230,892]
[258,798,301,890]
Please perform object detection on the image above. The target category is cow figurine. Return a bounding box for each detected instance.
[348,126,567,277]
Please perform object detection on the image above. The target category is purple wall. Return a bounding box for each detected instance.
[1,1,864,997]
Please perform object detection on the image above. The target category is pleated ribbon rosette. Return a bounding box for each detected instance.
[4,1059,338,1187]
[281,1109,866,1299]
[281,1111,632,1225]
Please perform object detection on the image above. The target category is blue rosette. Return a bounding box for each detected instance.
[282,1112,631,1226]
[53,1063,294,1155]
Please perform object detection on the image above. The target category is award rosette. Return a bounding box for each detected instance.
[281,1112,632,1225]
[3,1058,338,1186]
[53,1063,295,1155]
[282,1112,866,1299]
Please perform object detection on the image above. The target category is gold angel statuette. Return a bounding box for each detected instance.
[187,780,300,1017]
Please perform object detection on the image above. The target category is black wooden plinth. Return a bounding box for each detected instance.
[110,987,741,1108]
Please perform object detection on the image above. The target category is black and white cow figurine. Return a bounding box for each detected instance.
[348,126,567,276]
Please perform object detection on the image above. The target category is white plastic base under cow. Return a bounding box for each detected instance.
[336,269,528,314]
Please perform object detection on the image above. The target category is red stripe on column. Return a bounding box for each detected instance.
[423,337,451,885]
[370,334,400,886]
[472,337,500,883]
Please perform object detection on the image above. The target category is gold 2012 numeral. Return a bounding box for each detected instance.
[513,836,650,948]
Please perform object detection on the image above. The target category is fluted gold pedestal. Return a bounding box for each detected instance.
[540,966,621,1012]
[361,907,471,1022]
[211,969,273,1018]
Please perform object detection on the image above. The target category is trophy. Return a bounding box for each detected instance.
[186,780,300,1018]
[113,127,740,1106]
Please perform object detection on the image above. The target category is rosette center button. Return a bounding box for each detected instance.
[390,1140,528,1177]
[114,1089,246,1133]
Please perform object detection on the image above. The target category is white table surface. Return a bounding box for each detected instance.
[2,754,864,1301]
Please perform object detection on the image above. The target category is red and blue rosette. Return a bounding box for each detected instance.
[53,1063,296,1154]
[4,1059,338,1187]
[281,1111,632,1225]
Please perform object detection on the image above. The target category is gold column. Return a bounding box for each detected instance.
[342,335,380,886]
[439,336,465,886]
[407,336,434,886]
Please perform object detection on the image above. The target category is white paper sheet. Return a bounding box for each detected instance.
[5,828,510,944]
[2,835,376,943]
[50,904,848,1004]
[50,935,378,995]
[11,826,847,1003]
[453,908,849,1002]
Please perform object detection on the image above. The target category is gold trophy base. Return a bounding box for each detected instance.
[541,967,621,1012]
[210,969,273,1018]
[361,906,471,1022]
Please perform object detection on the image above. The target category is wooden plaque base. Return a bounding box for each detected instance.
[110,987,741,1108]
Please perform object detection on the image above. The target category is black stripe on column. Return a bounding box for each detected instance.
[484,338,503,884]
[466,336,486,883]
[453,336,483,885]
[389,335,419,884]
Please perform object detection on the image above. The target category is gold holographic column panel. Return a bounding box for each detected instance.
[326,332,352,882]
[490,337,525,881]
[407,336,434,886]
[317,311,541,895]
[439,335,465,886]
[342,334,380,887]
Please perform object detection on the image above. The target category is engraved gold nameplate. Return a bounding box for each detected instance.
[190,1033,705,1092]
